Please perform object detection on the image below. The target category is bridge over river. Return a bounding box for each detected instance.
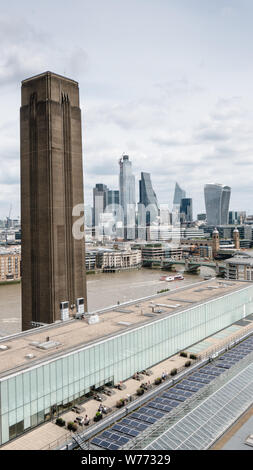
[143,257,226,276]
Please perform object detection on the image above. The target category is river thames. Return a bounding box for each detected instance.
[0,267,214,336]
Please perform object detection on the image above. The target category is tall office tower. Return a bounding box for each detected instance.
[180,198,193,222]
[119,155,136,239]
[84,205,93,227]
[138,172,158,240]
[21,71,87,331]
[173,182,186,205]
[204,184,231,226]
[221,186,231,224]
[229,211,237,225]
[105,190,120,210]
[92,184,108,227]
[105,189,122,239]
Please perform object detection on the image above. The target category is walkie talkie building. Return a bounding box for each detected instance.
[204,184,231,226]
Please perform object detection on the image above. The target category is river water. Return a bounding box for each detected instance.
[0,267,214,336]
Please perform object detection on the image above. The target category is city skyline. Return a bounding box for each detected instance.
[1,1,253,218]
[1,1,253,456]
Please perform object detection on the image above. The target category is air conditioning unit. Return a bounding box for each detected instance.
[60,301,69,321]
[25,354,35,359]
[87,315,99,325]
[76,297,85,314]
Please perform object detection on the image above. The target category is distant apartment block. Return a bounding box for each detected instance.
[85,248,142,272]
[99,249,142,272]
[0,248,21,282]
[225,254,253,281]
[141,243,182,261]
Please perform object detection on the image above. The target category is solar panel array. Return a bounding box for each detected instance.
[90,335,253,450]
[146,361,253,450]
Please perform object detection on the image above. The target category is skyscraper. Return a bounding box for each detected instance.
[119,155,136,239]
[92,184,108,228]
[105,189,121,239]
[21,71,87,331]
[138,172,158,239]
[180,198,193,222]
[221,186,231,224]
[204,184,231,226]
[105,190,120,209]
[173,182,186,205]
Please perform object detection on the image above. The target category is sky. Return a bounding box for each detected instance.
[1,0,253,219]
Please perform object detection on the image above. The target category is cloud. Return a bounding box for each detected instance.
[155,78,205,99]
[0,16,88,87]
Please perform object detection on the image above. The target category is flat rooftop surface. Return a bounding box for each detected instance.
[0,279,249,379]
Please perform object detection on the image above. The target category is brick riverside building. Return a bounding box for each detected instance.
[0,249,21,282]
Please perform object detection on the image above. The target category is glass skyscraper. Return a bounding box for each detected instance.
[138,172,158,239]
[173,182,186,205]
[180,198,193,222]
[92,184,108,227]
[119,155,136,239]
[204,183,231,226]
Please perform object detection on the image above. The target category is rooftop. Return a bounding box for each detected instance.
[225,254,253,266]
[0,279,249,379]
[21,71,78,85]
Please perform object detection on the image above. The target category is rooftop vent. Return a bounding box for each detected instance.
[87,315,100,325]
[25,354,35,359]
[245,434,253,448]
[0,345,8,351]
[36,341,61,350]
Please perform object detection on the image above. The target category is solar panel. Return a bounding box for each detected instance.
[199,367,222,376]
[189,372,211,381]
[120,418,149,431]
[147,401,173,412]
[155,397,179,407]
[162,390,184,401]
[131,411,157,424]
[181,379,205,389]
[222,355,240,361]
[176,381,200,392]
[166,388,193,397]
[162,392,186,401]
[188,375,211,384]
[140,406,165,419]
[100,430,130,445]
[112,423,139,437]
[225,353,244,359]
[216,362,231,369]
[91,436,121,450]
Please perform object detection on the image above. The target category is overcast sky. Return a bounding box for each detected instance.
[1,0,253,219]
